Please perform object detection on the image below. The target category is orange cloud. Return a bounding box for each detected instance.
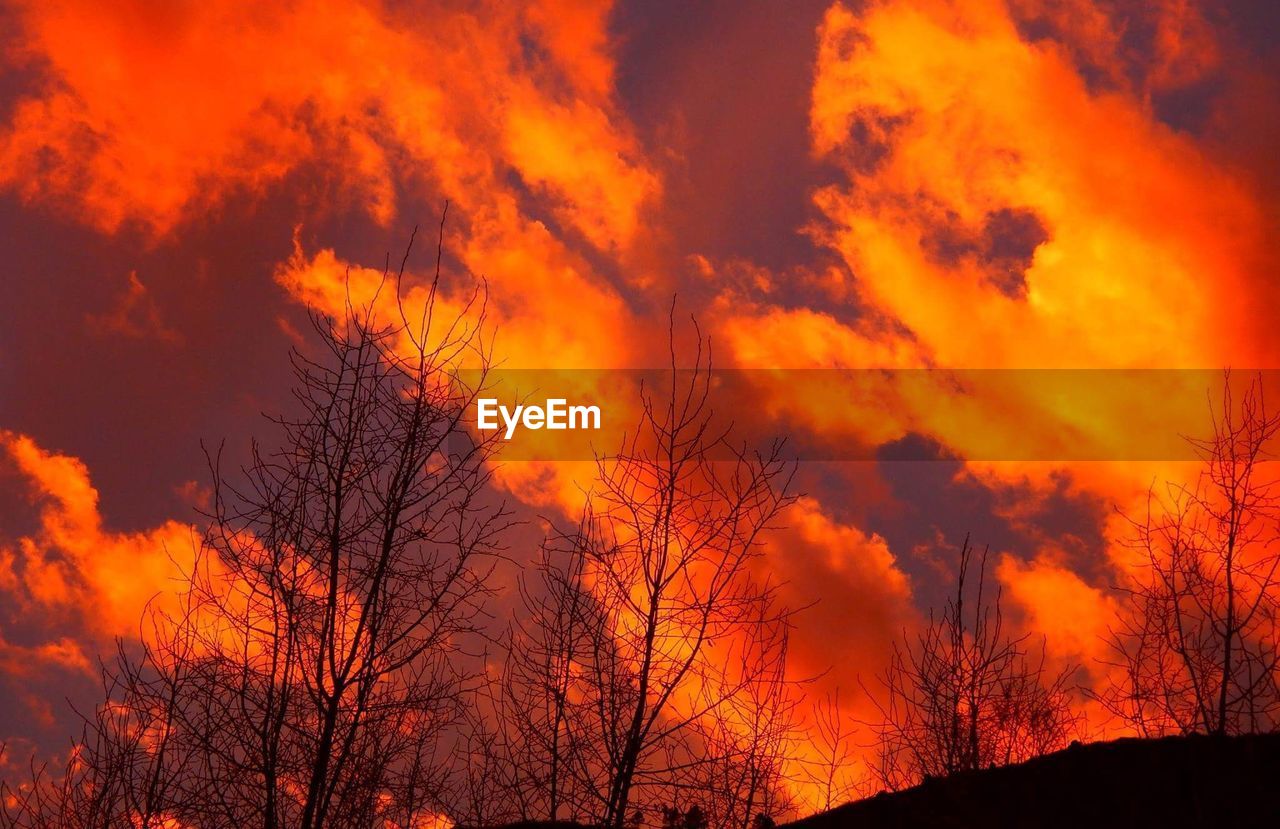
[740,0,1275,556]
[764,497,914,681]
[691,0,1276,744]
[997,550,1131,738]
[996,551,1115,670]
[692,4,1269,543]
[0,431,198,639]
[274,231,653,521]
[0,634,92,679]
[807,0,1266,370]
[0,0,658,255]
[85,271,181,343]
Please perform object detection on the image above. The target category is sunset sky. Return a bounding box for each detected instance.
[1,0,1278,798]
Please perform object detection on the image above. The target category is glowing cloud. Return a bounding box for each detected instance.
[0,431,198,640]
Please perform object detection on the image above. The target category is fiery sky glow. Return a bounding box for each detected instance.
[1,0,1278,806]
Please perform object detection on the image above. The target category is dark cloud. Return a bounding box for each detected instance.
[612,0,834,272]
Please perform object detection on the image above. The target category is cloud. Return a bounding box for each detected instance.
[0,431,198,639]
[807,0,1268,369]
[0,432,202,735]
[0,0,658,250]
[788,0,1274,562]
[996,550,1127,737]
[0,633,91,679]
[765,497,914,681]
[996,551,1116,670]
[85,271,181,343]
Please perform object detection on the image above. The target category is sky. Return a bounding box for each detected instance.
[1,0,1278,799]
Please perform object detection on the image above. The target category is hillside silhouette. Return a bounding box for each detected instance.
[786,733,1280,829]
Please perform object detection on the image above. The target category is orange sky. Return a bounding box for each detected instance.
[1,0,1278,809]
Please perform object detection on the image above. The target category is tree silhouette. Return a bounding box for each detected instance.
[802,689,862,812]
[692,617,800,829]
[478,312,798,829]
[1100,373,1280,736]
[578,326,796,829]
[869,537,1078,791]
[464,519,599,824]
[4,229,508,829]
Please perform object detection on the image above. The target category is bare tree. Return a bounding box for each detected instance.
[1,742,86,829]
[453,696,530,828]
[869,537,1078,791]
[195,249,505,829]
[1099,373,1280,736]
[802,689,862,813]
[1,528,215,829]
[7,227,509,829]
[586,331,796,829]
[470,519,598,825]
[692,619,801,829]
[490,312,797,829]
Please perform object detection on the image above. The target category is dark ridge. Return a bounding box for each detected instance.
[784,733,1280,829]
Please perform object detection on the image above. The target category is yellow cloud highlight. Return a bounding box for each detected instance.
[808,0,1267,369]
